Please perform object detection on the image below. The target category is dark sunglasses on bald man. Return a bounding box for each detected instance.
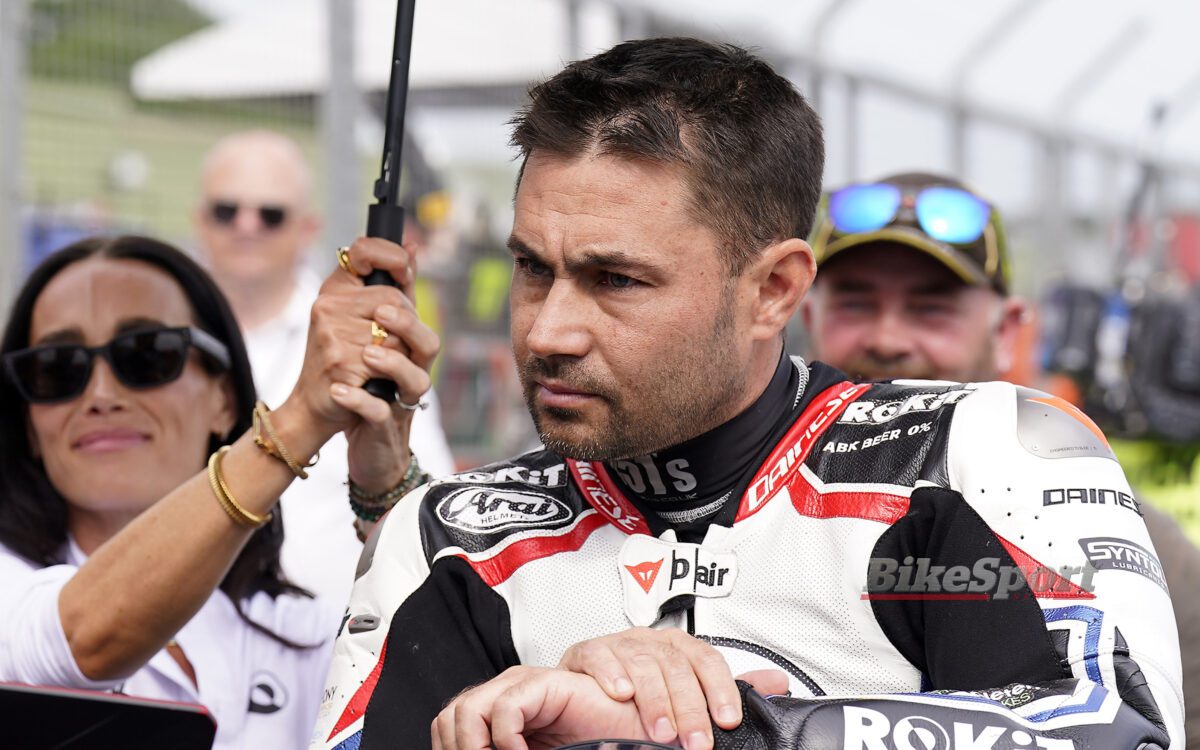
[3,326,231,404]
[208,201,289,230]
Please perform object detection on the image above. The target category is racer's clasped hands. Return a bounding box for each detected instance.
[434,629,788,750]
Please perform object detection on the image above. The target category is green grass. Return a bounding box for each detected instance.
[24,79,325,242]
[29,0,210,84]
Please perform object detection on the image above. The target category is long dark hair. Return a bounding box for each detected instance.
[0,235,312,647]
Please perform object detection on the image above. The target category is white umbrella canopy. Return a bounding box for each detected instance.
[628,0,1200,166]
[131,0,621,100]
[132,0,1200,222]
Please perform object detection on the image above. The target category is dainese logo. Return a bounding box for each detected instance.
[624,559,664,593]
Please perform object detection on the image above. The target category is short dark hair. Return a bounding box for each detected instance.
[510,37,824,274]
[0,235,311,648]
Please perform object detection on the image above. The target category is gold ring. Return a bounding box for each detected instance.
[370,320,389,346]
[336,246,353,274]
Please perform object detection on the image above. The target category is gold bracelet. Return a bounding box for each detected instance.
[253,401,318,479]
[207,446,273,528]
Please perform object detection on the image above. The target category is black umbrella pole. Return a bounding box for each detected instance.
[364,0,417,402]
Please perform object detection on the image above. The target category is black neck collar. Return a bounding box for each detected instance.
[604,355,805,530]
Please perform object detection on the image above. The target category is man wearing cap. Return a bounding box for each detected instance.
[803,172,1200,748]
[313,41,1182,750]
[802,172,1024,384]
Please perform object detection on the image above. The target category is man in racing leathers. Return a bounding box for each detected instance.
[311,38,1183,750]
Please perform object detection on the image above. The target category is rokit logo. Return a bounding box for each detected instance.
[837,388,974,425]
[1042,488,1142,515]
[842,706,1076,749]
[445,463,566,488]
[436,488,570,532]
[1079,536,1168,592]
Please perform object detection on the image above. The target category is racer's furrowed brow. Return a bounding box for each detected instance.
[507,236,665,280]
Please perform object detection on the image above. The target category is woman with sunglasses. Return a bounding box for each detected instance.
[0,234,434,748]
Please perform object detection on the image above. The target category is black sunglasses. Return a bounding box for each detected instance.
[3,326,232,404]
[208,201,289,230]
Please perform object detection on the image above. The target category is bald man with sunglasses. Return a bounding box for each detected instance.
[194,130,455,604]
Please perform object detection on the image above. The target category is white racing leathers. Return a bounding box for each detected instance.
[312,364,1183,749]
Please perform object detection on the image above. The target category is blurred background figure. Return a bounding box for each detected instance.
[803,172,1200,748]
[803,171,1025,383]
[0,236,341,749]
[194,129,454,603]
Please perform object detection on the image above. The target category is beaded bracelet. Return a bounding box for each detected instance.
[347,453,431,523]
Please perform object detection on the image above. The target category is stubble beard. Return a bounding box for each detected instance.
[838,338,999,383]
[519,293,746,461]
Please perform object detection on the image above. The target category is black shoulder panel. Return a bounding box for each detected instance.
[416,449,583,560]
[869,485,1068,690]
[805,382,971,489]
[361,555,520,749]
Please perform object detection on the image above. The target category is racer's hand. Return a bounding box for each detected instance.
[432,666,644,750]
[280,236,440,492]
[558,628,787,748]
[431,665,787,750]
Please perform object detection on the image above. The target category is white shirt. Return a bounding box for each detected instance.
[242,268,456,604]
[0,540,341,750]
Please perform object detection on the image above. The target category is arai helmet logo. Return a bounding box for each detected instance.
[437,488,570,532]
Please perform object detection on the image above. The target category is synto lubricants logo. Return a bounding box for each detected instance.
[1079,537,1168,592]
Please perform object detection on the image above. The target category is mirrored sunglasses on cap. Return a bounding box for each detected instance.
[827,183,992,245]
[3,326,231,404]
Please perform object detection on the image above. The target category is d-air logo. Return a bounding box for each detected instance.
[1079,536,1168,592]
[624,559,663,593]
[837,389,975,425]
[667,550,732,589]
[248,671,288,714]
[842,706,1076,749]
[436,488,570,532]
[618,535,738,627]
